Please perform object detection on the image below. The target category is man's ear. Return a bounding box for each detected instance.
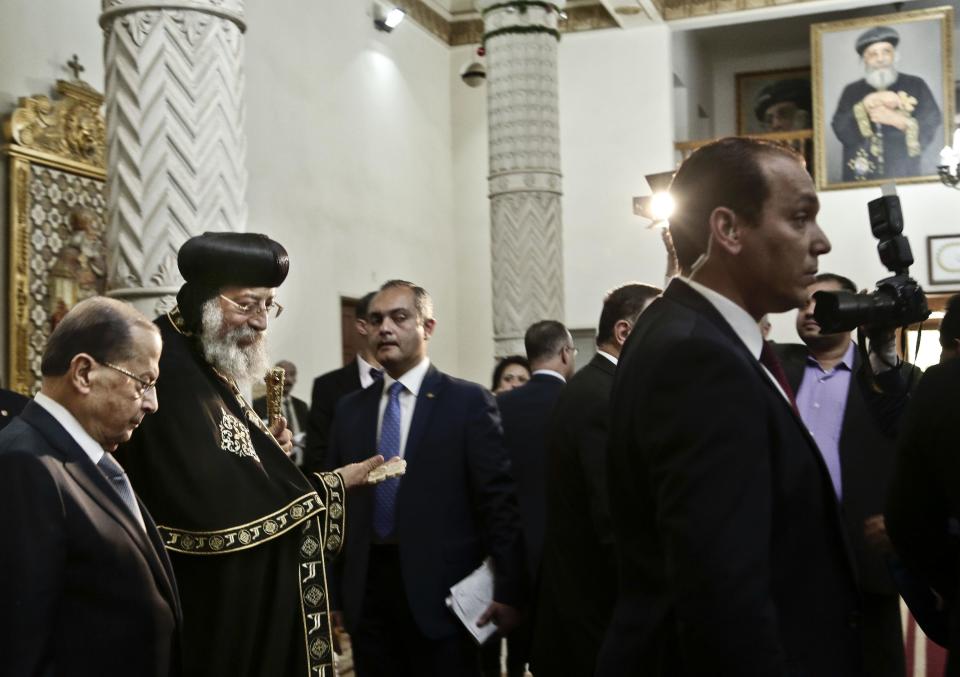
[613,319,632,347]
[422,318,436,340]
[355,318,369,337]
[68,354,96,395]
[708,206,743,256]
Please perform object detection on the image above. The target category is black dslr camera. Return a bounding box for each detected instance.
[813,193,929,334]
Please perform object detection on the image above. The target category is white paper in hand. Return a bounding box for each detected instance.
[445,559,497,644]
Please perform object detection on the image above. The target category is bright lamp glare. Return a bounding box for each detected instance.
[649,192,675,221]
[385,8,405,28]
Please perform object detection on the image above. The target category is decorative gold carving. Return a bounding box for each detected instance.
[4,80,106,171]
[264,367,285,427]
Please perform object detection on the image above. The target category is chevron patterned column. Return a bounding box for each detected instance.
[100,0,248,315]
[477,0,566,356]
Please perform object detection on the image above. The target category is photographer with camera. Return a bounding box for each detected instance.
[776,272,919,677]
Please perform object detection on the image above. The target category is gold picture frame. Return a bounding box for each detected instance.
[2,79,107,395]
[811,6,955,190]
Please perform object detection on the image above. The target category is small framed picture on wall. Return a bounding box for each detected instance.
[736,67,812,135]
[927,235,960,285]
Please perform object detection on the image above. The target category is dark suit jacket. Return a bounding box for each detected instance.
[304,361,362,473]
[0,388,29,432]
[326,364,524,639]
[496,372,565,585]
[596,279,861,677]
[252,393,309,431]
[0,401,181,676]
[532,353,618,676]
[778,342,914,595]
[887,358,960,675]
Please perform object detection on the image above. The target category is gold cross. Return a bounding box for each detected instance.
[66,54,85,81]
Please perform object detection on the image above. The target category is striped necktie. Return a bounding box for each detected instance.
[97,453,146,531]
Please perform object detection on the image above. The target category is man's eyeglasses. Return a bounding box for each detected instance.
[101,361,158,398]
[219,294,284,319]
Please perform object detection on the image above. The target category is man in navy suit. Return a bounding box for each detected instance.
[597,138,861,676]
[304,290,382,473]
[0,297,181,676]
[492,320,575,675]
[326,279,524,677]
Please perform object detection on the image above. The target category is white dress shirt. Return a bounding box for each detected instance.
[596,350,618,367]
[357,354,381,390]
[531,368,566,383]
[684,278,791,404]
[376,357,431,458]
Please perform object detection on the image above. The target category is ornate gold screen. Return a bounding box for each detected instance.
[2,78,107,394]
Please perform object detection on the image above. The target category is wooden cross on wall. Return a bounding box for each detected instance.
[66,54,84,81]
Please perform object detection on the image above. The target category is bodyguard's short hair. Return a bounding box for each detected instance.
[41,297,157,377]
[378,280,434,322]
[524,320,570,364]
[668,137,805,273]
[596,283,662,345]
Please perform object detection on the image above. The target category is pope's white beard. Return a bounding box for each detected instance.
[865,65,898,91]
[200,300,270,389]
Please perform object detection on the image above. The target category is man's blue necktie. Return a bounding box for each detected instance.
[373,381,404,539]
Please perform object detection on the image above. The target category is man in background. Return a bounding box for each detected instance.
[533,283,660,677]
[0,387,29,432]
[0,297,180,676]
[937,292,960,362]
[493,320,576,676]
[326,279,524,676]
[304,290,381,473]
[777,272,917,676]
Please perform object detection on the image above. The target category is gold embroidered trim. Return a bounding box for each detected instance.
[219,406,259,461]
[158,493,325,554]
[904,116,921,157]
[298,518,335,675]
[314,472,346,558]
[853,101,874,138]
[167,306,191,336]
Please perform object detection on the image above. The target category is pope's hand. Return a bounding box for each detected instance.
[335,454,385,490]
[269,415,294,455]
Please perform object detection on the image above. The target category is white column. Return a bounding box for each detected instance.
[477,0,566,356]
[100,0,248,315]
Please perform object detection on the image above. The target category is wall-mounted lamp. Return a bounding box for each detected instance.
[374,3,406,32]
[937,128,960,189]
[632,171,676,227]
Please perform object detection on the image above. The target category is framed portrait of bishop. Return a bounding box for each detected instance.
[812,6,954,190]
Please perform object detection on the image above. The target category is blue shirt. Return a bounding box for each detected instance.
[795,341,856,500]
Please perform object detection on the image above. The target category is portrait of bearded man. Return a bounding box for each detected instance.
[830,24,943,183]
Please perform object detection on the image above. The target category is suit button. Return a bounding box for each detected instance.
[848,611,861,629]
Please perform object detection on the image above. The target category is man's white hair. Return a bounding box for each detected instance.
[200,298,270,388]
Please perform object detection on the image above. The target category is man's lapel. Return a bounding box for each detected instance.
[19,402,179,610]
[403,365,443,463]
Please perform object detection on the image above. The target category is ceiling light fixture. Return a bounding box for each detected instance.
[374,3,406,33]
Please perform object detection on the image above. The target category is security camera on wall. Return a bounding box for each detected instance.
[460,61,486,88]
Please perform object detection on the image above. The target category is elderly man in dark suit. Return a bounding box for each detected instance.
[776,272,917,676]
[326,279,524,677]
[0,296,181,676]
[492,319,575,676]
[597,137,862,676]
[532,283,660,677]
[304,290,381,473]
